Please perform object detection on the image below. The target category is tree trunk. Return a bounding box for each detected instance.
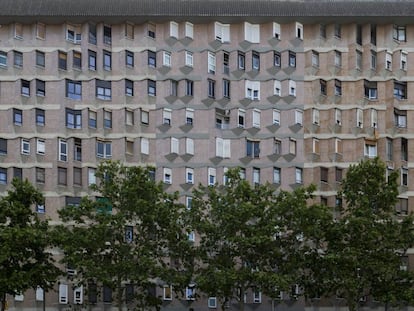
[1,293,6,311]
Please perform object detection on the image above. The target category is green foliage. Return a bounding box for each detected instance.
[0,178,59,306]
[318,158,414,311]
[55,161,191,311]
[188,168,330,310]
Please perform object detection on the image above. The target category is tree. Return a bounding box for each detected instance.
[316,158,414,311]
[55,161,191,311]
[0,178,59,311]
[188,168,329,310]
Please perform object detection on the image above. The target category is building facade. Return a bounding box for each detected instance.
[1,0,414,310]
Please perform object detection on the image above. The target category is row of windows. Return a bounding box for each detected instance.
[162,166,303,186]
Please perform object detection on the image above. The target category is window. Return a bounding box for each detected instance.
[14,23,23,39]
[401,167,409,186]
[96,80,111,100]
[273,167,281,184]
[36,79,45,96]
[0,51,7,67]
[147,23,156,38]
[313,138,320,154]
[14,109,22,126]
[88,23,97,44]
[36,167,45,183]
[223,52,230,74]
[103,50,111,71]
[186,138,194,155]
[186,168,194,184]
[208,79,216,98]
[320,167,329,183]
[21,139,30,154]
[66,80,82,100]
[289,138,296,155]
[295,168,303,184]
[104,110,112,129]
[88,110,97,128]
[394,81,407,100]
[0,139,7,155]
[289,51,296,67]
[253,290,262,303]
[245,80,260,100]
[312,51,319,67]
[335,167,343,182]
[386,138,393,161]
[356,24,362,45]
[295,110,303,125]
[185,51,193,67]
[319,24,326,38]
[126,50,134,67]
[364,80,377,99]
[335,108,342,125]
[401,51,408,71]
[148,80,156,96]
[402,138,408,161]
[0,168,6,185]
[223,79,230,98]
[356,50,362,70]
[215,22,230,42]
[21,80,30,96]
[273,22,281,39]
[185,80,194,96]
[371,24,377,45]
[215,137,231,158]
[14,51,23,67]
[58,51,67,70]
[208,297,217,308]
[141,137,149,154]
[334,50,342,67]
[385,51,393,70]
[393,25,406,42]
[148,50,156,68]
[170,137,179,154]
[163,108,172,125]
[103,25,112,45]
[86,50,97,70]
[163,51,171,67]
[295,22,303,39]
[35,109,45,127]
[125,22,134,39]
[186,108,194,125]
[73,51,81,69]
[252,109,261,128]
[356,108,364,128]
[66,108,82,129]
[141,110,149,125]
[125,79,134,96]
[244,22,260,43]
[371,109,378,128]
[208,168,216,185]
[274,51,281,67]
[252,51,260,70]
[334,24,341,38]
[186,285,196,300]
[88,168,96,185]
[395,109,407,128]
[73,167,82,186]
[58,167,67,185]
[274,80,281,96]
[334,79,342,96]
[12,168,19,181]
[289,80,296,96]
[273,109,281,125]
[253,167,260,184]
[364,141,377,158]
[163,168,172,184]
[238,51,245,70]
[96,141,112,159]
[66,24,81,43]
[208,52,216,74]
[59,284,68,304]
[274,139,282,154]
[36,51,45,67]
[185,22,194,38]
[396,198,408,215]
[169,21,179,38]
[238,109,246,128]
[169,80,178,97]
[312,108,320,125]
[36,138,46,155]
[335,138,343,154]
[246,140,260,158]
[74,138,82,161]
[58,139,67,161]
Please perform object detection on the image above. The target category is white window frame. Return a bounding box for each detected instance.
[295,110,303,126]
[66,24,81,44]
[364,143,377,158]
[274,80,281,96]
[386,52,393,70]
[313,138,320,154]
[295,167,303,184]
[185,51,193,67]
[295,22,303,40]
[163,51,171,67]
[244,22,260,43]
[208,167,216,186]
[371,109,378,128]
[73,286,83,304]
[35,287,44,301]
[312,108,320,125]
[186,138,194,155]
[214,22,230,43]
[253,290,262,303]
[36,138,45,155]
[273,22,281,39]
[88,168,96,185]
[273,167,281,184]
[186,108,194,125]
[96,141,112,159]
[216,137,231,158]
[246,80,260,100]
[141,137,149,155]
[208,297,217,308]
[273,109,281,125]
[170,21,179,38]
[185,22,194,39]
[163,108,172,125]
[401,51,408,71]
[289,80,296,96]
[186,285,196,300]
[163,168,172,184]
[186,168,194,184]
[58,139,67,161]
[163,285,173,301]
[252,109,261,128]
[335,108,342,125]
[356,108,364,128]
[312,51,319,67]
[335,138,343,154]
[59,284,68,304]
[171,137,179,154]
[208,51,216,74]
[253,168,260,184]
[334,50,342,67]
[238,109,246,128]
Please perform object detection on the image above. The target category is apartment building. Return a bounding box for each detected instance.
[1,0,414,310]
